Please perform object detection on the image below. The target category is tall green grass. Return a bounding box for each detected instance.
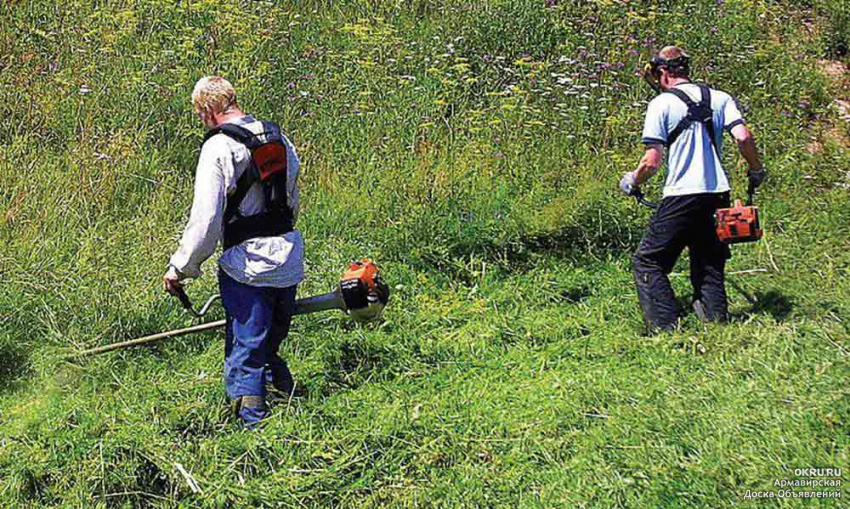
[1,0,847,506]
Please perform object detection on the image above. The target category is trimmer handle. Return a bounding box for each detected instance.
[173,287,220,318]
[632,188,658,210]
[175,286,194,312]
[746,182,756,206]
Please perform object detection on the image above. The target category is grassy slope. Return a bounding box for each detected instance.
[0,0,847,507]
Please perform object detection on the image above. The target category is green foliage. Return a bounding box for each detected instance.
[814,0,850,58]
[0,0,848,507]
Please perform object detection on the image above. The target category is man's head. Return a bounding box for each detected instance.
[648,46,691,91]
[192,76,239,129]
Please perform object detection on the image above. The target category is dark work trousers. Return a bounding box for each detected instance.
[219,269,297,425]
[632,192,731,332]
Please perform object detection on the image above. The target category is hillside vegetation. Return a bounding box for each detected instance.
[0,0,848,507]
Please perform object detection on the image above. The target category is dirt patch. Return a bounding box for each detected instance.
[807,59,850,153]
[833,99,850,121]
[806,140,824,154]
[817,59,848,81]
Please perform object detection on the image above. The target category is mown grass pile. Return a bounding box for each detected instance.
[1,0,848,506]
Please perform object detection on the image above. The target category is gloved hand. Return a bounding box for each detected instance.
[619,171,638,196]
[747,168,767,189]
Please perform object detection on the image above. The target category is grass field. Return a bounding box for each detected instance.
[1,0,848,507]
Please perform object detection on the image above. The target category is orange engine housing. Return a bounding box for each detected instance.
[341,259,379,291]
[716,200,762,244]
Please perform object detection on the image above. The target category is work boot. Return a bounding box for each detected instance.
[693,299,708,322]
[230,395,268,428]
[692,298,727,324]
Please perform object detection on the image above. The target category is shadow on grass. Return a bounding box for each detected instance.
[408,224,640,286]
[0,341,30,395]
[321,339,400,394]
[556,285,592,305]
[732,289,795,322]
[498,223,640,274]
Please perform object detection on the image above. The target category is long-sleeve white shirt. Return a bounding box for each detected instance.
[168,116,304,288]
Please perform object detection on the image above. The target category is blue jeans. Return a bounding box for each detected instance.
[632,192,731,332]
[218,269,297,424]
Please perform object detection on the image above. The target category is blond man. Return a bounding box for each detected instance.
[619,47,765,332]
[164,77,304,426]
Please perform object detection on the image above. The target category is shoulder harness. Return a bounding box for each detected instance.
[664,84,720,157]
[202,121,294,250]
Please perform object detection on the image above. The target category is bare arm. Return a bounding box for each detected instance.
[634,144,664,185]
[731,124,762,172]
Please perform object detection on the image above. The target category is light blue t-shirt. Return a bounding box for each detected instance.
[641,83,745,198]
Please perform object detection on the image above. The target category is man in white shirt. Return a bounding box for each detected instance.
[163,76,304,425]
[619,46,766,332]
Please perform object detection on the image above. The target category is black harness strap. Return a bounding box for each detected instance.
[204,124,261,222]
[201,121,294,250]
[665,85,719,158]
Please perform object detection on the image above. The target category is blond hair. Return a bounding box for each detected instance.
[191,76,238,115]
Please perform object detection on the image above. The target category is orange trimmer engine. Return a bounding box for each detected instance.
[339,259,386,311]
[277,258,390,322]
[716,199,762,244]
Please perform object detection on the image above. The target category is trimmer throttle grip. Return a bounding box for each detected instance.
[174,287,194,312]
[633,189,658,210]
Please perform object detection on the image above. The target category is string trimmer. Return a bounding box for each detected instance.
[74,259,390,357]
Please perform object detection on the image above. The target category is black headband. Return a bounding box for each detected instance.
[649,54,690,74]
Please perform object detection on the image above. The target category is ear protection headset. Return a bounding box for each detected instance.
[648,53,691,77]
[644,52,691,93]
